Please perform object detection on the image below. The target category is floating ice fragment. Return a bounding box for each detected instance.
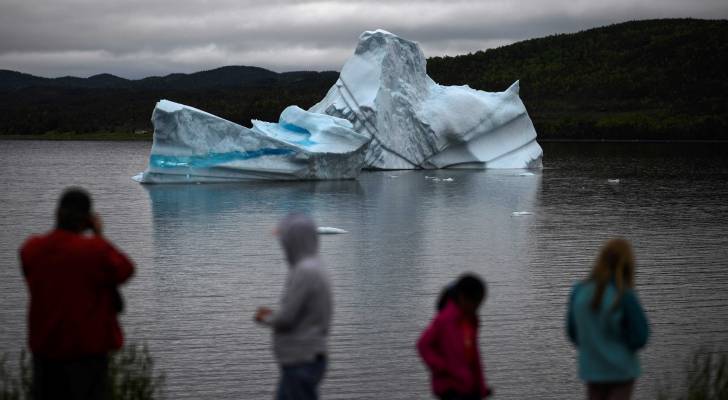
[317,227,348,234]
[519,172,535,177]
[511,211,533,216]
[442,177,454,182]
[607,179,620,184]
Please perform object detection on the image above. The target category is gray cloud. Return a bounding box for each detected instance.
[1,0,726,78]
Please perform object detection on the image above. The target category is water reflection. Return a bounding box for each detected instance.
[4,141,728,400]
[144,179,367,281]
[145,180,364,223]
[141,170,543,399]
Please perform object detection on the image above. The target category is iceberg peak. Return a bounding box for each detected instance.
[359,29,397,39]
[312,31,542,170]
[506,80,520,95]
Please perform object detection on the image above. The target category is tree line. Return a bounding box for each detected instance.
[0,19,726,140]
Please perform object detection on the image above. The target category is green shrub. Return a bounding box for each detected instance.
[0,350,30,400]
[0,344,164,400]
[106,344,165,400]
[659,351,728,400]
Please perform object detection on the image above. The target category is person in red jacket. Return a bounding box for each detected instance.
[20,187,135,400]
[417,274,492,400]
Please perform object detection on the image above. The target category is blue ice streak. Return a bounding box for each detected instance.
[280,123,318,147]
[280,122,310,134]
[151,149,295,168]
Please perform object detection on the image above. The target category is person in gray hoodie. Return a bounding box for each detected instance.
[255,213,333,400]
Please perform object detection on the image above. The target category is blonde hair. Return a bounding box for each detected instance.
[590,238,636,311]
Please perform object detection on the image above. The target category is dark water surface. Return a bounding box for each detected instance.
[1,140,727,399]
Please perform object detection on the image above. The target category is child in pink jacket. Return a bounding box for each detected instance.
[417,274,492,400]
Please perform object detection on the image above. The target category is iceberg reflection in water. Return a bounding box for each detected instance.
[138,169,542,399]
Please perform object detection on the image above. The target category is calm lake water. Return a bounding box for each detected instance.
[1,140,727,399]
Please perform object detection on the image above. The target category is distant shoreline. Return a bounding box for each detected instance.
[2,133,727,144]
[0,132,152,141]
[539,138,728,144]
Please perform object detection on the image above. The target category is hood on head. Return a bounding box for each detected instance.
[278,213,319,266]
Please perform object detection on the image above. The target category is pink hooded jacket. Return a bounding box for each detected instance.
[417,300,490,398]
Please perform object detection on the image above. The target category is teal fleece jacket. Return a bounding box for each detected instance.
[567,281,649,382]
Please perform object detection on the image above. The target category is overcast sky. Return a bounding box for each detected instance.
[1,0,726,79]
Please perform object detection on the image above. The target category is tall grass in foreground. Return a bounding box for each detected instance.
[106,344,165,400]
[0,350,31,400]
[0,344,164,400]
[659,351,728,400]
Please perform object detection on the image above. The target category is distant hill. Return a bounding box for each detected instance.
[0,66,339,91]
[427,18,728,140]
[1,18,726,139]
[0,67,340,135]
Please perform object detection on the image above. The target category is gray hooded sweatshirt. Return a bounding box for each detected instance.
[264,213,333,365]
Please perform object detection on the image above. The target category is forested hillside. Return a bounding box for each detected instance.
[1,19,726,140]
[428,18,728,140]
[0,68,338,135]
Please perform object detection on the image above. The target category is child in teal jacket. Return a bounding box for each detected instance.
[567,238,649,400]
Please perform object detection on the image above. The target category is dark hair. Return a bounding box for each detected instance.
[455,273,486,305]
[56,187,92,232]
[436,282,457,311]
[437,273,486,310]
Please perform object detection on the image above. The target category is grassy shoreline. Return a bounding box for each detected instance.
[2,133,728,144]
[0,132,153,141]
[538,138,728,143]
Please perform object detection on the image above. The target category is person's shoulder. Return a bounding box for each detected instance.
[570,280,588,293]
[21,234,44,248]
[302,263,332,287]
[436,300,459,322]
[20,231,52,254]
[569,280,593,304]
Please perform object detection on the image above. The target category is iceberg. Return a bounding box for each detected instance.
[311,29,542,170]
[133,101,370,183]
[134,30,542,183]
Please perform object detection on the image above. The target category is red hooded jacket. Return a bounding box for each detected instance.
[417,300,490,398]
[20,229,134,360]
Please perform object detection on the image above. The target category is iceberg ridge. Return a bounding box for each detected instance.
[135,101,370,183]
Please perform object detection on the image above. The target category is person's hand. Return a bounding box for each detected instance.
[89,213,103,236]
[255,307,272,323]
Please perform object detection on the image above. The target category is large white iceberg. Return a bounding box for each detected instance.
[134,29,542,183]
[311,29,542,170]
